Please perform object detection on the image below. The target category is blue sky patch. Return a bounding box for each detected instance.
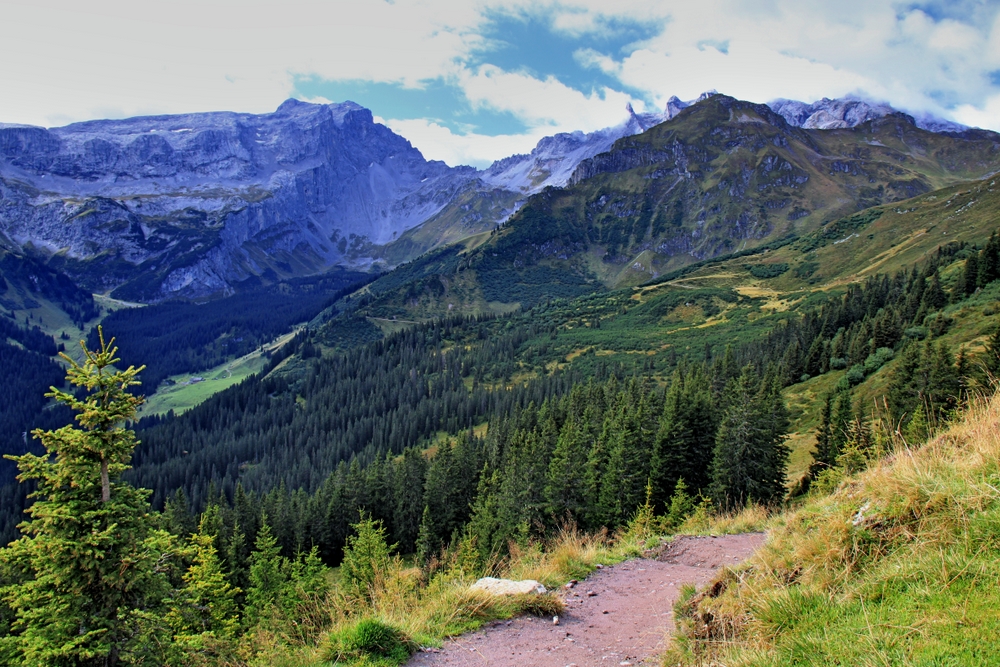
[468,11,661,98]
[293,76,531,136]
[293,10,664,137]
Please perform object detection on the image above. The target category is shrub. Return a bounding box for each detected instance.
[845,364,866,386]
[863,347,894,374]
[747,263,789,279]
[323,618,413,665]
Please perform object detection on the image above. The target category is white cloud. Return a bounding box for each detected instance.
[386,65,639,167]
[2,0,1000,167]
[953,93,1000,129]
[614,41,878,112]
[563,1,1000,129]
[459,65,632,131]
[0,0,487,126]
[383,117,545,168]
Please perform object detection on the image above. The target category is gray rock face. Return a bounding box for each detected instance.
[0,98,678,300]
[768,96,967,133]
[478,103,672,195]
[0,100,477,299]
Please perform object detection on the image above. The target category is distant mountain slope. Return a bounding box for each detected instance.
[355,94,1000,316]
[368,102,679,265]
[0,99,678,302]
[0,93,978,302]
[769,95,968,133]
[0,100,480,300]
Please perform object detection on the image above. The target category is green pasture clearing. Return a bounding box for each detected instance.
[139,330,298,416]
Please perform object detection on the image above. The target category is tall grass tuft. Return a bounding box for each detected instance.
[664,390,1000,666]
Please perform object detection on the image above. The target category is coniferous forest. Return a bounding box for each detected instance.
[1,205,999,664]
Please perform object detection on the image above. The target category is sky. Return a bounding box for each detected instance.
[3,0,1000,168]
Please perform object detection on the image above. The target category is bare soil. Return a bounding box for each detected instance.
[407,533,766,667]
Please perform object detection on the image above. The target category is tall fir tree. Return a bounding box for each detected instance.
[809,392,836,476]
[245,521,287,625]
[709,365,790,510]
[0,330,174,666]
[978,232,1000,287]
[598,395,651,527]
[649,369,716,509]
[544,405,593,524]
[165,519,240,662]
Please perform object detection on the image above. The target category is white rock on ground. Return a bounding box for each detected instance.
[469,577,547,595]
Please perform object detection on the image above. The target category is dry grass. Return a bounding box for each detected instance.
[237,523,635,666]
[683,504,775,536]
[664,390,1000,666]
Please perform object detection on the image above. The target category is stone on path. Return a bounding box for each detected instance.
[470,577,547,595]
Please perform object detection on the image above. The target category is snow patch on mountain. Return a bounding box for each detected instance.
[768,96,967,133]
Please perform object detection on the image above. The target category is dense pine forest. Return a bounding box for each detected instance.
[1,188,999,664]
[89,269,372,390]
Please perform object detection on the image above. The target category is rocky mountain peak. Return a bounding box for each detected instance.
[0,99,476,300]
[768,95,966,133]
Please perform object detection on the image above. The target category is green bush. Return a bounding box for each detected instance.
[845,364,866,387]
[323,618,413,665]
[746,263,789,279]
[863,347,894,374]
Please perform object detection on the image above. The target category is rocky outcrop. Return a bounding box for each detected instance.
[768,96,967,133]
[0,100,478,300]
[478,105,672,195]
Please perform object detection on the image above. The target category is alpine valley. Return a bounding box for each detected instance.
[3,91,1000,667]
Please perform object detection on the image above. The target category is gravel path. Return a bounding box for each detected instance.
[407,533,766,667]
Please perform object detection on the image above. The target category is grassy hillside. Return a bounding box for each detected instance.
[347,95,1000,320]
[371,184,522,266]
[340,173,1000,392]
[666,389,1000,666]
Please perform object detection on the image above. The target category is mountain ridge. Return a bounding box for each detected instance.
[0,93,984,302]
[345,94,1000,323]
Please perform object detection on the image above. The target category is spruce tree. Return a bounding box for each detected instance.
[709,365,790,510]
[921,271,947,312]
[956,252,979,299]
[544,411,592,523]
[978,232,1000,287]
[983,326,1000,381]
[809,393,836,477]
[888,341,924,425]
[166,524,240,660]
[245,521,287,624]
[340,514,395,602]
[392,448,427,554]
[598,399,650,527]
[927,342,959,423]
[164,487,197,538]
[649,370,716,508]
[414,506,435,567]
[0,330,173,666]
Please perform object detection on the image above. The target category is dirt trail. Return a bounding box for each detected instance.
[407,533,765,667]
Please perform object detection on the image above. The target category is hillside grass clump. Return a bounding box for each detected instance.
[322,618,414,666]
[240,522,636,666]
[664,390,1000,667]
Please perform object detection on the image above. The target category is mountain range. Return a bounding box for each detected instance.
[0,93,982,302]
[335,93,1000,324]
